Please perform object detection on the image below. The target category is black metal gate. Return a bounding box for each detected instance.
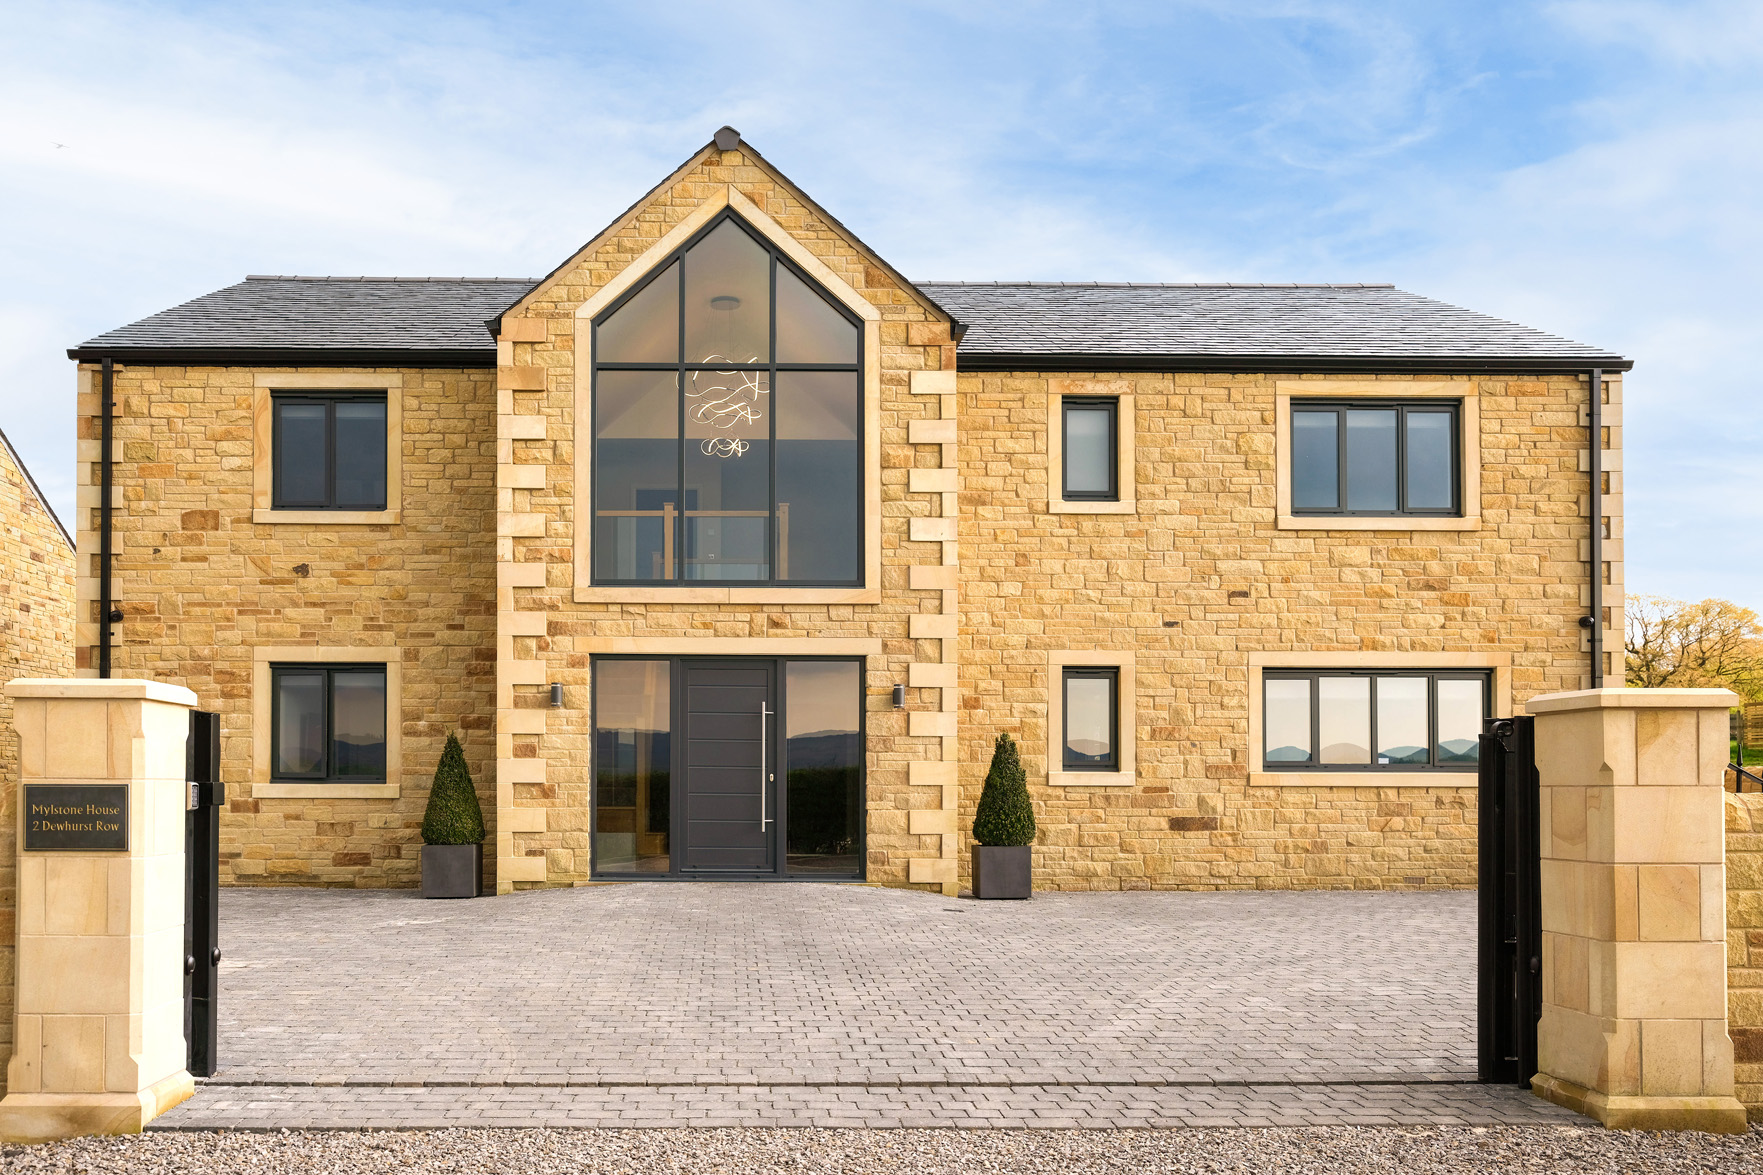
[1477,715,1541,1085]
[184,710,223,1078]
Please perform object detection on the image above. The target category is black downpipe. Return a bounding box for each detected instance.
[1588,369,1603,689]
[98,358,115,678]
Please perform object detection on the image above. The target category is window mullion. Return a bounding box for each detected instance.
[769,251,778,586]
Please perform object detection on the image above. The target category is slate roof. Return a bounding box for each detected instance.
[69,276,539,364]
[71,275,1630,372]
[917,282,1629,372]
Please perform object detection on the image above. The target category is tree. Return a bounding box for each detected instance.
[421,733,486,845]
[1625,595,1763,702]
[972,732,1036,847]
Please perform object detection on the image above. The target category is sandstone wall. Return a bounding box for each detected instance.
[958,370,1620,890]
[0,431,77,1095]
[72,366,498,889]
[1726,790,1763,1117]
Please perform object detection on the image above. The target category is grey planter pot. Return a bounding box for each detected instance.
[972,845,1032,900]
[421,843,482,898]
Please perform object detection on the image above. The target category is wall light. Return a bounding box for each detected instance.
[892,684,905,709]
[549,683,564,708]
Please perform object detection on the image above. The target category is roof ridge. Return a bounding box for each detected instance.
[245,275,540,283]
[913,281,1398,289]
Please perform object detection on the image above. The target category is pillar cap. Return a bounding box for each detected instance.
[1526,686,1738,714]
[3,677,198,706]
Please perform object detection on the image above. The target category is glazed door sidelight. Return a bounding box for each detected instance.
[681,662,775,872]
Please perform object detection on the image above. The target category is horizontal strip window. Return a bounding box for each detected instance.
[270,664,388,782]
[1263,669,1489,772]
[271,392,388,510]
[1291,400,1460,517]
[1062,666,1120,771]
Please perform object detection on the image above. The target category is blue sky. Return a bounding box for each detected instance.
[3,0,1759,608]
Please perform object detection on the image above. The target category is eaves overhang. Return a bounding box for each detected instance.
[66,346,499,368]
[952,352,1634,375]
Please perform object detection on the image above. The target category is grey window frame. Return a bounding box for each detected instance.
[1061,396,1118,502]
[270,391,388,511]
[1262,668,1490,773]
[1290,399,1461,517]
[1061,666,1120,772]
[268,663,387,782]
[589,209,865,588]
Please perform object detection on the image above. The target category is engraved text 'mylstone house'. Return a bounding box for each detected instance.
[67,131,1628,894]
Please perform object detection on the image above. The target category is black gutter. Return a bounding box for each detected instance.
[98,358,115,679]
[66,347,497,368]
[1588,369,1603,689]
[953,353,1634,375]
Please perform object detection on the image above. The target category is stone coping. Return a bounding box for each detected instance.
[3,677,198,706]
[1526,686,1739,714]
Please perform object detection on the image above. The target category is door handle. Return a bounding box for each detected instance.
[760,703,773,829]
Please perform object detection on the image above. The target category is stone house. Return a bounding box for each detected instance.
[63,130,1628,895]
[0,427,76,1093]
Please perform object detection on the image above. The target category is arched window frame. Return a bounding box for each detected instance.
[571,190,883,605]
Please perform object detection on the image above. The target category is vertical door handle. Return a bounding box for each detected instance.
[760,703,773,829]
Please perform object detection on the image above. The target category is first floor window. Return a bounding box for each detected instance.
[271,665,387,780]
[1062,397,1118,501]
[1063,666,1119,771]
[1291,400,1459,516]
[1263,669,1488,771]
[272,392,388,510]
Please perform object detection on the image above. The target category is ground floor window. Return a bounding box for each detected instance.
[1062,666,1119,770]
[1262,669,1488,771]
[269,664,387,780]
[591,655,864,878]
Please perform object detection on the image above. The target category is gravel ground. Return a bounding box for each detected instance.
[7,1125,1763,1174]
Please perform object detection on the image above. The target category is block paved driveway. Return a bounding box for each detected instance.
[157,884,1580,1128]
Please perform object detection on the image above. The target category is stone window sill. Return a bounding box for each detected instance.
[253,781,400,800]
[1276,514,1480,532]
[1049,771,1135,787]
[254,509,401,526]
[1249,771,1478,788]
[1050,500,1137,516]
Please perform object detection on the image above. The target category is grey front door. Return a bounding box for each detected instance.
[681,661,775,872]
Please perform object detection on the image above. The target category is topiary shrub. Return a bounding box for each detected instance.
[972,731,1035,847]
[421,733,485,846]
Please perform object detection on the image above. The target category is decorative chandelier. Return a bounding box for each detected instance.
[688,292,766,458]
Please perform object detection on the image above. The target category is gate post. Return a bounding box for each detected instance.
[0,678,198,1142]
[1528,686,1747,1132]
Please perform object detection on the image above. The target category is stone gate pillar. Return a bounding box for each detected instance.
[0,679,197,1142]
[1528,686,1748,1132]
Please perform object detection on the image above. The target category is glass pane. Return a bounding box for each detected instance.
[274,672,325,776]
[333,401,387,510]
[597,261,679,363]
[275,402,328,505]
[1318,676,1371,764]
[684,220,770,365]
[331,670,387,778]
[776,263,858,365]
[684,368,770,580]
[1063,404,1113,497]
[1345,409,1398,512]
[1064,673,1115,768]
[1405,410,1454,510]
[595,661,672,873]
[776,372,859,583]
[594,371,680,582]
[1264,678,1312,763]
[1437,678,1485,765]
[1291,410,1338,509]
[785,661,861,874]
[1376,677,1429,765]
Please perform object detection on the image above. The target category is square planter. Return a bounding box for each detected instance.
[971,845,1032,900]
[421,843,482,898]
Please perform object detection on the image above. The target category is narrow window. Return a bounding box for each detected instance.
[270,665,387,781]
[1290,401,1460,517]
[1063,667,1119,771]
[1062,397,1118,501]
[271,393,388,510]
[1262,670,1490,771]
[592,660,673,874]
[785,660,863,875]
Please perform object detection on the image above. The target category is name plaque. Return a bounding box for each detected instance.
[23,784,129,852]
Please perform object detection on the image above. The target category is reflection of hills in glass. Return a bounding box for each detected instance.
[1380,745,1428,764]
[1066,739,1111,764]
[1266,745,1310,763]
[1437,738,1479,763]
[334,737,386,777]
[787,731,860,768]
